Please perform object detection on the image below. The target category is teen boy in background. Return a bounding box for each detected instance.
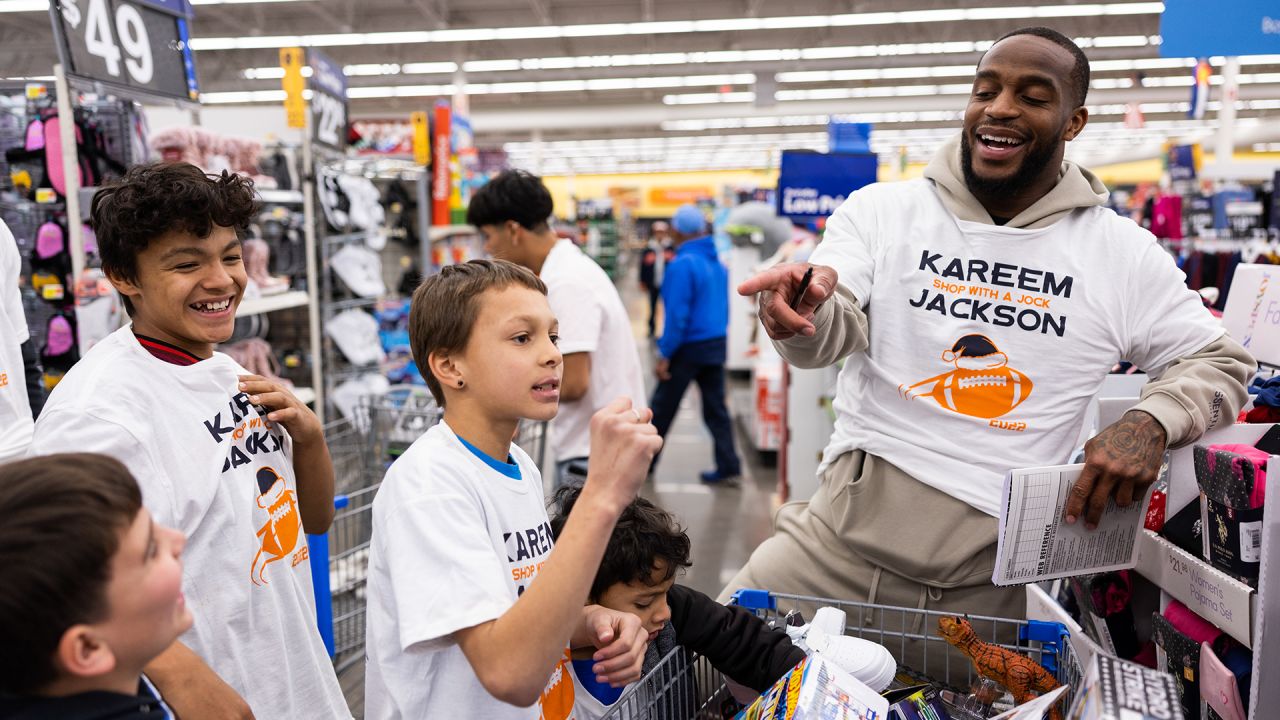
[468,171,646,488]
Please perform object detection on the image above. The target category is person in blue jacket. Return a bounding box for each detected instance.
[650,204,742,485]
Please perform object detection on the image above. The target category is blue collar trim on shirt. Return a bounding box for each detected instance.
[571,658,625,706]
[456,434,522,480]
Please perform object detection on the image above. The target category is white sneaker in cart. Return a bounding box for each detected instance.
[785,607,897,692]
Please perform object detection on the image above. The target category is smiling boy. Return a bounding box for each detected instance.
[364,259,663,719]
[0,453,189,719]
[28,162,349,719]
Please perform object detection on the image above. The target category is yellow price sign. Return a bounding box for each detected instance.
[411,111,430,165]
[280,47,307,129]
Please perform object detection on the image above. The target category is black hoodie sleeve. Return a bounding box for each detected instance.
[667,584,806,692]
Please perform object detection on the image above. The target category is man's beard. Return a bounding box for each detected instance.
[961,132,1059,202]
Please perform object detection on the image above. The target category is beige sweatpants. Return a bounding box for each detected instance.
[719,450,1027,688]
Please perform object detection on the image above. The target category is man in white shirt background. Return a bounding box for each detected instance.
[469,170,647,488]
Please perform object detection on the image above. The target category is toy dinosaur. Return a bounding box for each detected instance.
[938,616,1063,720]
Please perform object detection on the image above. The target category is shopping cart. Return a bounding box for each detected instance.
[600,588,1081,720]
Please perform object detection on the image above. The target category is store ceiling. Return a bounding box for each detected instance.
[4,0,1279,173]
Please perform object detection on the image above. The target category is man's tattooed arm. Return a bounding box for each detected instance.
[1066,410,1168,529]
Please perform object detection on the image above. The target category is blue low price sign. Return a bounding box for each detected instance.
[1161,0,1280,58]
[776,150,877,220]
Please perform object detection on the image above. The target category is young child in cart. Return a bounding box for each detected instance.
[549,485,807,717]
[0,453,190,719]
[363,259,662,719]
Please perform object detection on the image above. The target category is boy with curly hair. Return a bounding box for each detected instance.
[28,162,348,719]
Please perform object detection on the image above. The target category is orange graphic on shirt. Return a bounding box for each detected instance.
[251,466,302,586]
[899,334,1033,420]
[539,648,577,720]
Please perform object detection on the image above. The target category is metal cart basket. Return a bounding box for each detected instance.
[601,588,1081,720]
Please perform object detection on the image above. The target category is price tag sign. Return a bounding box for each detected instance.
[307,48,348,150]
[50,0,200,102]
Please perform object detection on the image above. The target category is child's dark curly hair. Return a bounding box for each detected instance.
[549,484,692,601]
[91,162,256,314]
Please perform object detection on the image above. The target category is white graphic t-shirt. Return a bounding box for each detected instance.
[813,180,1225,516]
[364,421,576,720]
[541,239,647,461]
[0,220,33,463]
[29,326,350,719]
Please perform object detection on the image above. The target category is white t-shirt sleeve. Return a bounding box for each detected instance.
[1121,239,1226,374]
[809,190,879,307]
[29,408,177,524]
[1,221,27,343]
[380,488,514,651]
[547,279,603,355]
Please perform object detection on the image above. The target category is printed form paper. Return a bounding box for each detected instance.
[993,464,1144,585]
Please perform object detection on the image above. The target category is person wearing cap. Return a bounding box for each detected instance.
[638,221,674,339]
[650,204,742,485]
[467,170,647,489]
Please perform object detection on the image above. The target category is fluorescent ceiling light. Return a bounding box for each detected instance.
[401,62,461,74]
[201,89,293,103]
[215,71,757,103]
[234,32,1171,83]
[189,2,1164,51]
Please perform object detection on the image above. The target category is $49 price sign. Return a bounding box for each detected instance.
[53,0,199,101]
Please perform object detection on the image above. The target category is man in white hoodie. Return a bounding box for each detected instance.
[725,27,1253,628]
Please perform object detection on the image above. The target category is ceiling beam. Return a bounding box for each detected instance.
[413,0,449,29]
[529,0,552,25]
[306,2,351,33]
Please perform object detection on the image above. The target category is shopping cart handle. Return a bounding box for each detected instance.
[730,588,776,610]
[1019,619,1069,675]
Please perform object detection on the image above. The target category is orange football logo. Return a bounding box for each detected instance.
[899,334,1032,419]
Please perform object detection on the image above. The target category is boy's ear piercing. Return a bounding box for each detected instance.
[457,380,465,388]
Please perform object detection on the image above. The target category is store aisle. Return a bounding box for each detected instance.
[620,261,779,600]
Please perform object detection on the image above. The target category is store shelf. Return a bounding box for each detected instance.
[236,290,309,317]
[1133,529,1256,647]
[257,189,305,205]
[428,224,476,242]
[294,386,316,405]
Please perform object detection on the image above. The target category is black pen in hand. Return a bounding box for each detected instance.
[789,266,815,311]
